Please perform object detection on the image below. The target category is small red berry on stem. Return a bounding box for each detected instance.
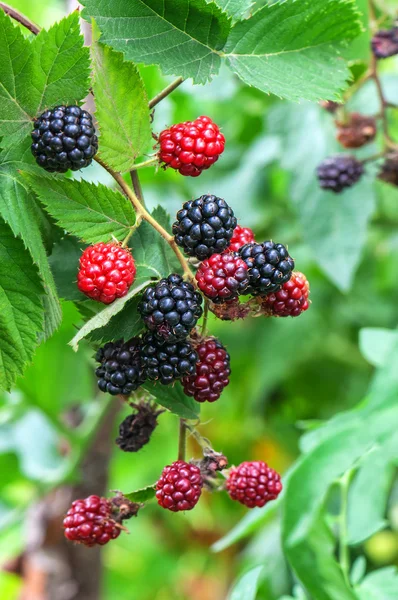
[259,271,310,317]
[195,252,249,303]
[156,460,203,512]
[77,242,136,304]
[182,337,231,403]
[228,225,255,252]
[63,495,121,547]
[226,461,282,508]
[158,116,225,177]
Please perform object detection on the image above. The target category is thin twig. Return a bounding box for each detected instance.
[178,420,187,461]
[130,170,145,205]
[95,156,194,281]
[0,2,41,34]
[149,77,184,109]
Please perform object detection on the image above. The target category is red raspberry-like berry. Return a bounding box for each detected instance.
[63,495,120,547]
[156,460,203,512]
[228,225,255,252]
[196,253,249,303]
[182,337,231,403]
[77,242,136,304]
[260,271,310,317]
[226,461,282,508]
[158,116,225,177]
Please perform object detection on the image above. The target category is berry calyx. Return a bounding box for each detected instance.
[95,338,146,396]
[259,271,310,317]
[31,105,98,173]
[63,495,121,547]
[371,28,398,59]
[77,242,136,304]
[227,225,255,252]
[209,297,251,321]
[158,116,225,177]
[172,194,237,260]
[182,337,231,403]
[238,242,294,296]
[195,252,249,303]
[319,100,342,113]
[156,460,203,511]
[116,403,161,452]
[226,461,282,509]
[140,333,198,385]
[138,274,203,343]
[316,155,364,193]
[336,113,377,148]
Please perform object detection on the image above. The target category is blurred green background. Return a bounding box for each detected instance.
[0,1,398,599]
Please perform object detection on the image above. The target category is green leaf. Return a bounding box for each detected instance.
[87,296,144,343]
[81,0,231,84]
[69,279,151,351]
[124,485,156,503]
[0,11,90,145]
[356,567,398,600]
[359,328,398,367]
[49,236,87,302]
[91,32,152,172]
[22,173,136,244]
[130,206,182,280]
[227,566,264,600]
[0,145,61,337]
[215,0,253,23]
[143,381,200,420]
[269,103,375,291]
[224,0,362,102]
[0,220,44,391]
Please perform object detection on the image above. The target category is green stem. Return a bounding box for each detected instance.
[0,2,40,34]
[149,77,184,109]
[130,157,158,171]
[338,469,355,585]
[178,419,187,461]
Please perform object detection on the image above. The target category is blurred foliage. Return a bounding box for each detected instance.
[0,1,397,599]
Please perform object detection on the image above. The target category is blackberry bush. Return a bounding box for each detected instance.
[172,195,237,260]
[138,274,203,342]
[31,105,98,172]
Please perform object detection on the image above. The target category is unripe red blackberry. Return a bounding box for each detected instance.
[96,338,146,396]
[156,460,203,511]
[63,495,120,546]
[140,333,198,385]
[226,461,282,509]
[173,194,237,260]
[317,155,364,193]
[158,116,225,177]
[31,105,98,172]
[182,337,230,403]
[77,242,136,304]
[138,274,203,342]
[195,253,249,303]
[371,28,398,59]
[228,225,255,252]
[336,113,376,148]
[259,271,310,317]
[238,241,294,296]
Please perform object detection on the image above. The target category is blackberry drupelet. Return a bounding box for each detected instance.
[195,252,249,303]
[238,242,294,296]
[95,338,146,396]
[172,195,237,260]
[31,105,98,173]
[140,333,198,385]
[317,155,364,193]
[182,337,231,403]
[138,274,203,342]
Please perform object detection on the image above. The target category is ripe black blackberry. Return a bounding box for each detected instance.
[238,242,294,296]
[95,338,146,396]
[31,105,98,173]
[138,274,203,343]
[116,403,162,452]
[172,195,237,260]
[140,333,198,385]
[317,155,364,193]
[371,28,398,59]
